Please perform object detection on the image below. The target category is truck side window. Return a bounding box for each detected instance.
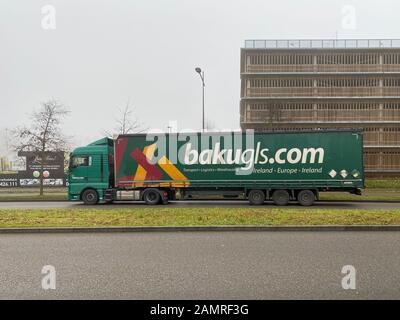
[71,156,90,168]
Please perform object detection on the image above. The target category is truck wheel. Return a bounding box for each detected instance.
[143,189,161,205]
[272,190,290,206]
[297,190,315,206]
[81,189,99,205]
[248,190,265,205]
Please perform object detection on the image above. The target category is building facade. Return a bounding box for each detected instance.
[240,39,400,177]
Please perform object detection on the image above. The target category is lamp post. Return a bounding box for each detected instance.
[195,67,205,131]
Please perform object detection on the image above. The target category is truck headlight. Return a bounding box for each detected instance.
[352,170,360,178]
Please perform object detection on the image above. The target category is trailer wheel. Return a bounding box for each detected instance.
[297,190,315,206]
[143,189,161,205]
[248,190,265,205]
[272,190,290,206]
[81,189,99,205]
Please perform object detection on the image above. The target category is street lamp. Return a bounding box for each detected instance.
[195,67,205,131]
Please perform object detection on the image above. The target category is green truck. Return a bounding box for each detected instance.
[68,130,364,206]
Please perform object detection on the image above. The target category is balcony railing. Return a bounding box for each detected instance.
[245,87,400,97]
[244,39,400,49]
[246,110,400,122]
[245,64,400,73]
[365,163,400,170]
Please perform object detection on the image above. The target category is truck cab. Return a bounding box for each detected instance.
[68,138,114,204]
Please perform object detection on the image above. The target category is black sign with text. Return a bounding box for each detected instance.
[0,152,66,188]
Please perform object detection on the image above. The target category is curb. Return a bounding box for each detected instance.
[0,225,400,234]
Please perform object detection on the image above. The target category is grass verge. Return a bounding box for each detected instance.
[366,179,400,189]
[320,189,400,202]
[0,188,67,202]
[0,208,399,228]
[0,194,67,202]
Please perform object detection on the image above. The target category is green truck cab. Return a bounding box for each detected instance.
[68,138,114,204]
[68,130,365,206]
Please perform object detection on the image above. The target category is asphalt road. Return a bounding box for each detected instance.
[0,231,399,299]
[0,200,399,209]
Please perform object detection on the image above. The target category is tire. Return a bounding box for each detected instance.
[248,189,265,205]
[143,189,161,205]
[272,189,290,206]
[297,190,315,206]
[81,189,99,205]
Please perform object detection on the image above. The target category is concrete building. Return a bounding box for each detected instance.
[240,39,400,177]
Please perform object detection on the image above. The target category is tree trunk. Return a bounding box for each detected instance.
[40,150,45,196]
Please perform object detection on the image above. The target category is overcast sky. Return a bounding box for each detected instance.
[1,0,399,153]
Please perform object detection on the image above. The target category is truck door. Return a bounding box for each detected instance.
[87,154,104,183]
[70,155,91,182]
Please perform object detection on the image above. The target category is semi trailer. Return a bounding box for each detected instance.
[67,130,364,206]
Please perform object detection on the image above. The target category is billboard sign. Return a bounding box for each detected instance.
[0,151,66,188]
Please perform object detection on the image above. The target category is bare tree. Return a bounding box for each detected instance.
[105,101,147,136]
[11,100,70,196]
